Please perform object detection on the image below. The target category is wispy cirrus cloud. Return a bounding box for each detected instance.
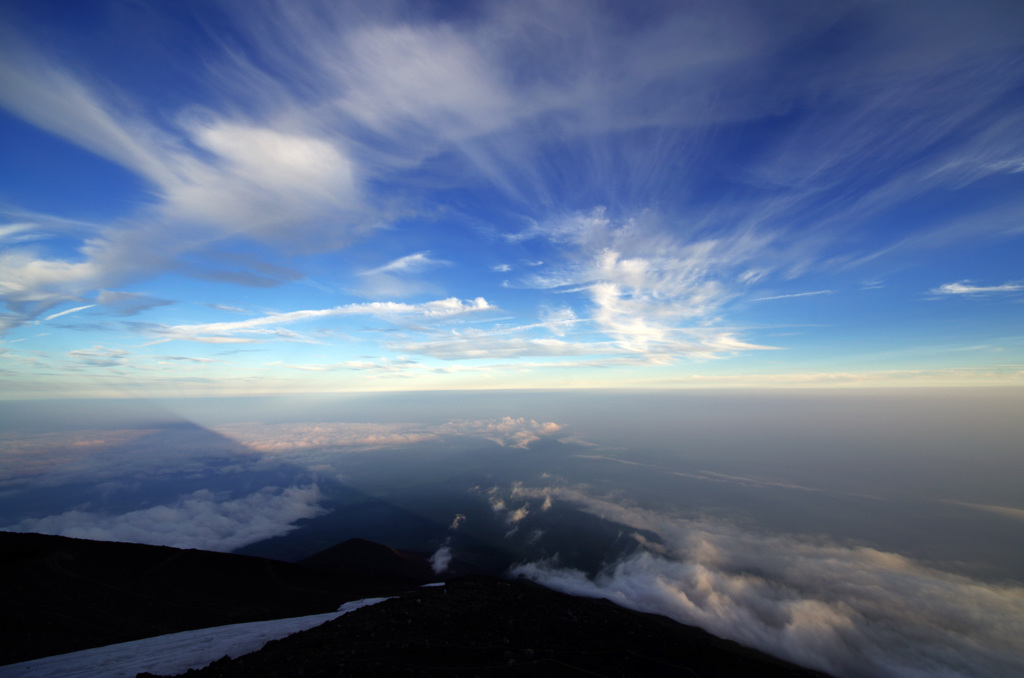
[0,222,51,246]
[510,207,777,358]
[390,327,769,362]
[361,252,449,277]
[1,0,1022,388]
[946,500,1024,523]
[753,290,835,302]
[0,31,364,236]
[44,304,95,321]
[141,297,493,344]
[0,27,368,329]
[5,1,1018,306]
[390,332,610,361]
[273,357,417,373]
[356,252,451,298]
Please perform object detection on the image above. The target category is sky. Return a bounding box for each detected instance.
[2,3,1024,677]
[0,0,1022,397]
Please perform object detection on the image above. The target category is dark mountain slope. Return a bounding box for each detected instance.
[0,532,438,665]
[161,575,832,678]
[2,532,832,677]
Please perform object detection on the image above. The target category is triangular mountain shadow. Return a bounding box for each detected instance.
[234,486,517,576]
[3,419,322,529]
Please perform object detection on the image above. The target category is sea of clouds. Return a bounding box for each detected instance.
[508,485,1024,678]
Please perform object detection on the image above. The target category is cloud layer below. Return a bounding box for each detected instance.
[212,417,561,454]
[510,486,1024,678]
[4,485,326,552]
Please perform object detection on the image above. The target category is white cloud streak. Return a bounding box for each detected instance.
[753,290,835,302]
[945,501,1024,523]
[360,252,448,277]
[145,297,493,344]
[391,332,612,360]
[43,304,95,321]
[931,281,1023,295]
[0,222,41,243]
[355,252,452,298]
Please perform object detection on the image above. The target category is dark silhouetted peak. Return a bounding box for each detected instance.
[300,537,438,582]
[301,537,486,580]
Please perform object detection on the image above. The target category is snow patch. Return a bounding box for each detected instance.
[0,597,393,678]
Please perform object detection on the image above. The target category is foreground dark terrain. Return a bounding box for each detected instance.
[154,575,831,678]
[0,532,830,677]
[0,531,449,665]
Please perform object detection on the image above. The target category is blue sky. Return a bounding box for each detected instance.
[1,0,1023,397]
